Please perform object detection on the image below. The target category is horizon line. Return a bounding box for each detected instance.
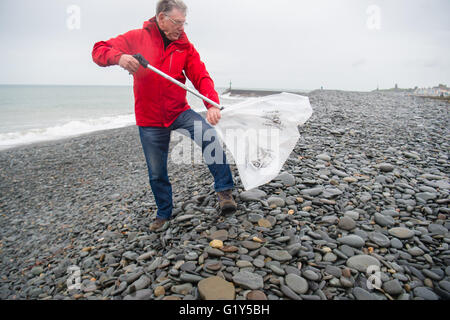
[0,83,428,92]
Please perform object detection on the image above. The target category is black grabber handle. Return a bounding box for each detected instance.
[133,53,149,68]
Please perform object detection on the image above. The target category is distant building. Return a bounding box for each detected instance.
[414,84,449,97]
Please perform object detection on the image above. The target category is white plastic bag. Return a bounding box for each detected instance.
[215,92,313,190]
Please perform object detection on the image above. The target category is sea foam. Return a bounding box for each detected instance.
[0,114,135,150]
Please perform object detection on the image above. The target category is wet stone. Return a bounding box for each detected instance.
[388,227,415,239]
[180,273,204,283]
[237,260,253,268]
[338,216,356,231]
[221,245,239,253]
[353,287,376,300]
[285,274,309,295]
[317,153,331,161]
[337,235,365,248]
[368,232,390,247]
[428,224,448,235]
[390,238,403,249]
[252,259,265,268]
[198,276,235,300]
[382,279,403,296]
[323,252,338,262]
[209,230,228,241]
[122,251,139,261]
[206,247,225,257]
[374,213,395,227]
[205,260,223,272]
[267,196,285,208]
[422,269,443,281]
[378,163,394,172]
[123,289,153,300]
[325,265,342,278]
[232,271,264,290]
[258,218,272,228]
[248,214,263,223]
[185,252,198,261]
[346,255,381,272]
[241,241,261,250]
[276,172,296,186]
[413,287,439,300]
[180,262,196,272]
[247,290,268,300]
[284,266,301,276]
[171,283,193,295]
[267,250,292,262]
[408,247,424,257]
[240,189,267,202]
[344,211,360,220]
[280,284,301,300]
[302,270,320,281]
[339,245,355,257]
[269,264,285,276]
[301,187,324,197]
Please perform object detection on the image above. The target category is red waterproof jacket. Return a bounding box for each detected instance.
[92,17,220,127]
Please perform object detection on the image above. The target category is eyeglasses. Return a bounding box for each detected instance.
[164,14,188,27]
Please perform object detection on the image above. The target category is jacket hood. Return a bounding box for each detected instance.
[143,16,189,46]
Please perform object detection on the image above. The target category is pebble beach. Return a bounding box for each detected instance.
[0,89,449,301]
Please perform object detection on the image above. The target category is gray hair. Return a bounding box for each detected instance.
[156,0,187,15]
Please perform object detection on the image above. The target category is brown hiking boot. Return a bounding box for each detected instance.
[149,217,168,232]
[217,189,237,215]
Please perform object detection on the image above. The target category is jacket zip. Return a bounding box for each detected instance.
[168,50,184,74]
[169,52,174,74]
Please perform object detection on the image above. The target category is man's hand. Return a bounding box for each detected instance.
[119,54,140,75]
[206,106,221,126]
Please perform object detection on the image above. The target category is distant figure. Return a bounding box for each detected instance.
[92,0,237,231]
[321,86,323,90]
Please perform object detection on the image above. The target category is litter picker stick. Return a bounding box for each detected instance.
[133,53,224,110]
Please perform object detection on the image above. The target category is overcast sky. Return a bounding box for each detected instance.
[0,0,449,91]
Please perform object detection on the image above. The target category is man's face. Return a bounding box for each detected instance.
[158,8,186,41]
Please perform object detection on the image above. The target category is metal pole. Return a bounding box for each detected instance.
[145,64,223,110]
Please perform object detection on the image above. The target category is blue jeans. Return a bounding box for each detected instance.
[139,109,234,220]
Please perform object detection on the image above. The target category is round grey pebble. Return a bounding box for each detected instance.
[346,255,380,272]
[323,252,338,262]
[338,216,356,231]
[382,279,403,296]
[232,271,264,290]
[302,270,320,281]
[285,274,309,295]
[368,232,390,247]
[390,238,403,249]
[252,259,265,268]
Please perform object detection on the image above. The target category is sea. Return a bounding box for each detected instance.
[0,85,246,151]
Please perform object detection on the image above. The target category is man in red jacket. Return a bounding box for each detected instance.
[92,0,236,231]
